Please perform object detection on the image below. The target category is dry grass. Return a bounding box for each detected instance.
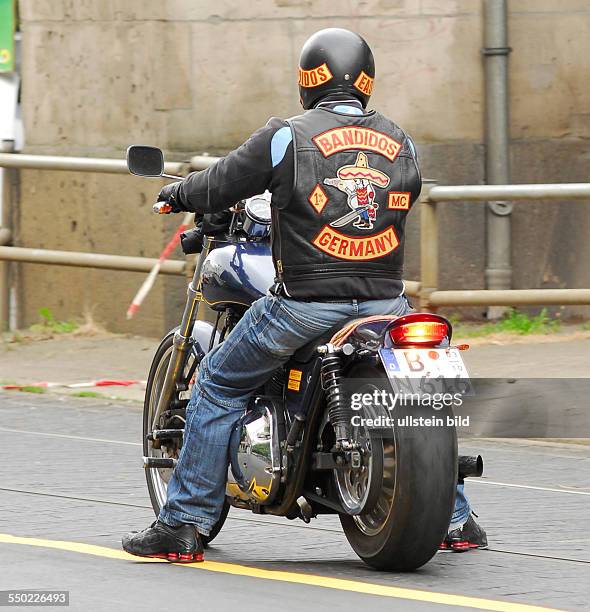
[71,311,109,337]
[1,309,110,345]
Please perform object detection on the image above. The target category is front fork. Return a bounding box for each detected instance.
[151,237,210,431]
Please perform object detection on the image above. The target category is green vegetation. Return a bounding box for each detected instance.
[1,379,45,393]
[31,307,78,334]
[19,386,46,394]
[582,322,590,331]
[71,391,102,398]
[70,390,139,403]
[453,308,561,338]
[493,308,561,334]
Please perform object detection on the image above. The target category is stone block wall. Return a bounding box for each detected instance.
[13,0,590,333]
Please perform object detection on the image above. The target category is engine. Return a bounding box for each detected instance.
[226,397,284,506]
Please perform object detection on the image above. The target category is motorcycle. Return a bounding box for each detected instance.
[127,145,482,570]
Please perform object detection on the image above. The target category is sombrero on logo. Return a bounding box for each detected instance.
[337,153,390,188]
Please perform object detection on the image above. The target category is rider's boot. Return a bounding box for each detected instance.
[439,514,488,552]
[122,520,204,562]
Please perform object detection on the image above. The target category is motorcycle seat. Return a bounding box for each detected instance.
[290,315,397,363]
[290,316,358,363]
[331,315,397,346]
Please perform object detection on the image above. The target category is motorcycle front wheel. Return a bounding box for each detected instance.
[339,364,457,571]
[143,329,230,546]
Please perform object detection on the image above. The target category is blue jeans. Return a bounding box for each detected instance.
[160,293,470,534]
[451,483,470,529]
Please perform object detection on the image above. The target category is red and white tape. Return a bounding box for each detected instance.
[126,212,194,320]
[1,379,146,391]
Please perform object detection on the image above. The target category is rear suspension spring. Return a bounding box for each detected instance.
[321,352,351,445]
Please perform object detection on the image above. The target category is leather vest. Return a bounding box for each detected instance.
[272,107,421,300]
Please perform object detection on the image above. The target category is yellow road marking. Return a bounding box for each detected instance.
[0,533,562,612]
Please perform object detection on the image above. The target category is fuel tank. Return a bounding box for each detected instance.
[201,241,275,311]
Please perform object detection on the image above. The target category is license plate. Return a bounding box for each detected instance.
[379,348,473,395]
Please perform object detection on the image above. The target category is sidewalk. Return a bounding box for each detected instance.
[0,328,589,403]
[0,333,158,403]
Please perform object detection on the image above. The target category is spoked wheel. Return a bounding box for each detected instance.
[143,329,229,545]
[338,364,457,570]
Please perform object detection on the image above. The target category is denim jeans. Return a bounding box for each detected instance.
[160,293,471,534]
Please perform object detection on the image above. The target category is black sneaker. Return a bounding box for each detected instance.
[122,520,204,563]
[439,514,488,552]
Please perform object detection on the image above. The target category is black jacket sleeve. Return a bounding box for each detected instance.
[176,117,288,214]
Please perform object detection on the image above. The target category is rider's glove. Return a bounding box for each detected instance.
[157,181,184,213]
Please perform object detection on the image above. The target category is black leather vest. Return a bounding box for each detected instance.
[272,107,421,300]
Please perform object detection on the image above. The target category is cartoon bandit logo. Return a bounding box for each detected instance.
[323,152,390,230]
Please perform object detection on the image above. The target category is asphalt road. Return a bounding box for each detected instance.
[0,392,589,611]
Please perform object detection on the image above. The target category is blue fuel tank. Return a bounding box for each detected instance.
[200,241,275,311]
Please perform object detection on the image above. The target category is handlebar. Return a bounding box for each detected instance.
[153,201,173,214]
[154,200,247,215]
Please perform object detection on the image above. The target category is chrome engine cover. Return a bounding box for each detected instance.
[226,398,283,506]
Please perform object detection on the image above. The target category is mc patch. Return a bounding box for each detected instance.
[387,192,411,210]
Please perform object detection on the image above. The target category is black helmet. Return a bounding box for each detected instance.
[298,28,375,110]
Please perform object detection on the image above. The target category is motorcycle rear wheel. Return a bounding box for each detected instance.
[143,329,229,546]
[339,364,457,571]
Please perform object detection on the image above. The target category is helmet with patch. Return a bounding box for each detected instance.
[298,28,375,110]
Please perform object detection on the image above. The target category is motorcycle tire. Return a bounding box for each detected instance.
[143,328,230,546]
[339,363,457,571]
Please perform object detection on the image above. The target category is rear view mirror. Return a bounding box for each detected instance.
[126,145,164,177]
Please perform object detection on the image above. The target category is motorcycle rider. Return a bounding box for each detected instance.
[122,28,487,562]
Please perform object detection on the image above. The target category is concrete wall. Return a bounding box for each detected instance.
[13,169,182,335]
[13,0,590,334]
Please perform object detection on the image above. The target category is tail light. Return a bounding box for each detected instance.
[387,313,451,347]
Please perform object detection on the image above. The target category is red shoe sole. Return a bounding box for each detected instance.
[126,550,204,563]
[450,541,487,552]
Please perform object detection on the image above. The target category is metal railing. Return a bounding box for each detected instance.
[0,152,220,329]
[0,153,218,174]
[420,182,590,308]
[0,246,186,275]
[0,152,589,330]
